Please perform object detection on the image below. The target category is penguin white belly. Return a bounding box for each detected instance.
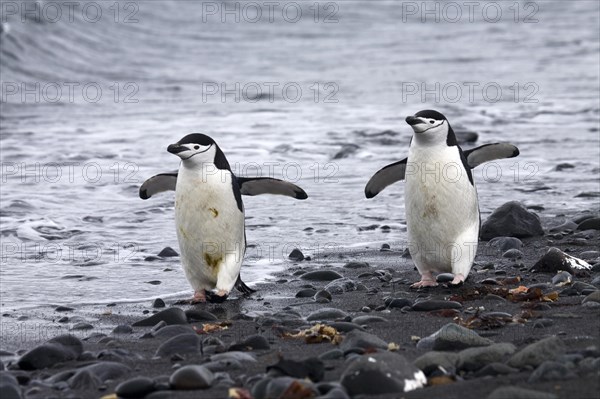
[405,146,479,276]
[174,167,245,293]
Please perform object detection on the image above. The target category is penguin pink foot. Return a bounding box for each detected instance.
[190,289,206,304]
[410,271,438,289]
[449,273,465,286]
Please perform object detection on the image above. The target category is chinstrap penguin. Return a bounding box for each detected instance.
[140,133,308,303]
[365,110,519,288]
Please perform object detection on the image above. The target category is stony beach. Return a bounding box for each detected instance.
[1,203,599,399]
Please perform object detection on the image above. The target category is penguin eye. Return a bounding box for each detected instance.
[429,120,435,124]
[194,145,200,150]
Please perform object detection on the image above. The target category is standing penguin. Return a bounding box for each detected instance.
[140,133,308,302]
[365,110,519,287]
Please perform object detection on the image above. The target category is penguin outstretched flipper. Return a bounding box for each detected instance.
[364,159,407,198]
[237,177,308,199]
[463,143,519,168]
[139,171,178,199]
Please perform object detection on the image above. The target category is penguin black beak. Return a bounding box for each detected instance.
[167,144,188,154]
[405,116,422,126]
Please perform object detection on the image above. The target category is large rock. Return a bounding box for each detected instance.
[341,352,426,395]
[18,335,83,370]
[417,323,493,351]
[155,333,201,358]
[457,343,516,371]
[508,336,565,369]
[339,330,388,352]
[487,386,557,399]
[169,365,214,390]
[480,201,544,240]
[531,247,591,274]
[0,372,21,399]
[133,308,188,327]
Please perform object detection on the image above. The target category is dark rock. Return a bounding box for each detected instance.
[133,307,188,327]
[384,298,413,308]
[579,250,600,260]
[210,351,256,363]
[55,306,74,312]
[153,298,166,308]
[341,352,426,395]
[288,248,305,261]
[0,372,21,399]
[112,324,133,334]
[153,325,195,339]
[582,290,600,304]
[577,218,600,230]
[328,322,364,332]
[488,236,524,252]
[555,163,574,171]
[324,278,357,294]
[456,130,478,143]
[502,249,523,259]
[264,377,318,399]
[411,300,462,311]
[229,335,270,351]
[532,318,554,328]
[158,247,178,257]
[480,201,544,240]
[457,343,516,371]
[71,322,93,330]
[116,377,156,398]
[474,362,519,377]
[531,247,591,274]
[67,369,101,390]
[508,336,565,369]
[352,315,388,324]
[528,360,577,383]
[435,273,455,283]
[417,323,493,351]
[414,351,458,371]
[333,144,359,159]
[18,334,83,370]
[267,357,324,382]
[155,333,200,358]
[339,330,388,352]
[204,359,242,372]
[487,387,557,399]
[319,349,344,360]
[548,221,578,233]
[169,365,214,390]
[307,308,348,321]
[300,270,343,282]
[314,290,333,303]
[343,262,369,269]
[295,288,317,298]
[185,308,218,322]
[380,244,391,251]
[552,271,573,286]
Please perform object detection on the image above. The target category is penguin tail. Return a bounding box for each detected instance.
[235,276,256,295]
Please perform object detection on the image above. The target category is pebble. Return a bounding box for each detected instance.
[343,261,369,269]
[229,335,270,351]
[295,288,317,298]
[552,271,572,286]
[328,322,364,332]
[324,278,357,294]
[508,336,565,369]
[55,306,74,312]
[267,357,324,381]
[385,297,413,309]
[155,333,200,358]
[116,377,156,398]
[474,362,519,377]
[133,307,188,327]
[582,290,600,304]
[413,351,458,371]
[319,349,344,360]
[530,247,591,274]
[435,273,454,283]
[158,247,178,257]
[480,201,544,240]
[0,372,22,399]
[300,270,343,281]
[152,325,195,339]
[487,387,558,399]
[417,323,493,351]
[185,308,218,322]
[112,324,133,334]
[339,330,388,352]
[457,343,516,371]
[341,352,426,395]
[306,308,348,321]
[169,365,214,390]
[70,322,93,331]
[264,377,318,399]
[153,298,166,308]
[18,334,83,370]
[577,217,600,230]
[502,249,523,259]
[411,300,462,312]
[488,236,523,251]
[351,315,388,324]
[528,360,577,383]
[288,248,305,261]
[532,318,554,328]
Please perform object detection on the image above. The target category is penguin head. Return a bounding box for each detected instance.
[405,110,449,137]
[167,133,228,169]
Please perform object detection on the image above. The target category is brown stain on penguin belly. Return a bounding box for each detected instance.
[422,194,438,218]
[203,252,222,276]
[208,207,219,218]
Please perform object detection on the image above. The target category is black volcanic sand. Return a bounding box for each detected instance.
[1,212,600,399]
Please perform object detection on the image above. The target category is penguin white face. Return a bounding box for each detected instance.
[405,110,448,135]
[167,133,218,166]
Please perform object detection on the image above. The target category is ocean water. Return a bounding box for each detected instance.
[1,0,599,311]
